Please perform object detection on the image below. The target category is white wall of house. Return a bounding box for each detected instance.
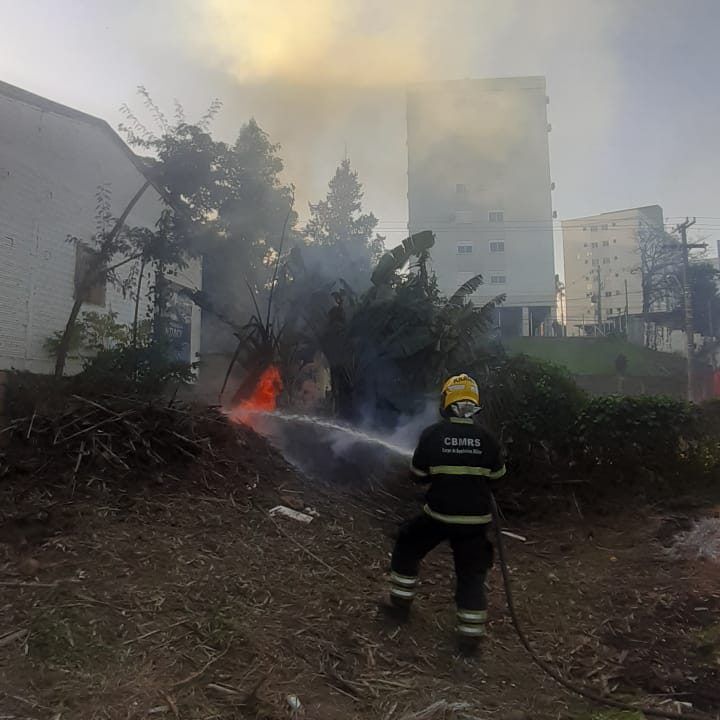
[0,83,201,374]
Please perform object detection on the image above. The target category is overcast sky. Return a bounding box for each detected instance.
[2,0,719,259]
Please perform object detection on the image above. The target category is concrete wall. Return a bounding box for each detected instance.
[573,373,686,399]
[407,77,556,334]
[0,87,201,374]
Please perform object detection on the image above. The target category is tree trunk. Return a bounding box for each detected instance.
[53,296,85,378]
[330,365,354,420]
[152,261,168,346]
[131,257,147,349]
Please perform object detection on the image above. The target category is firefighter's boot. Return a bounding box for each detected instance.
[380,596,412,624]
[457,634,481,657]
[456,608,486,656]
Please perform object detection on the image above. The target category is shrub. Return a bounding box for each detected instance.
[477,354,587,475]
[474,355,720,500]
[571,395,701,479]
[78,343,195,395]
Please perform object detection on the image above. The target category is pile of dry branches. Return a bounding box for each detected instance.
[0,394,243,492]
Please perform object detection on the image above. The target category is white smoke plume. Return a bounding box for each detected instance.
[170,0,635,241]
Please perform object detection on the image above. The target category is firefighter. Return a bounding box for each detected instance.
[386,373,506,654]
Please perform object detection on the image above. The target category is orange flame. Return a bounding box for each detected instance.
[231,365,283,424]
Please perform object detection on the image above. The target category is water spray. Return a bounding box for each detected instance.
[234,408,414,459]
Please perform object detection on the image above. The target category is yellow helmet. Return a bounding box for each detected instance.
[441,373,480,410]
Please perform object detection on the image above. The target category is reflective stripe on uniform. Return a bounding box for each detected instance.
[457,624,486,637]
[390,572,418,587]
[410,464,428,477]
[457,609,488,623]
[428,465,506,479]
[423,504,492,525]
[390,586,416,599]
[449,417,474,425]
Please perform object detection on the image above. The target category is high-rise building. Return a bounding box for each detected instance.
[406,77,556,337]
[562,205,664,336]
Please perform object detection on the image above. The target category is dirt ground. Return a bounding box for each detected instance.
[1,421,719,720]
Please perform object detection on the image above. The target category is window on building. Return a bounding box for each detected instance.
[615,290,621,296]
[590,226,598,232]
[583,242,588,247]
[602,257,610,264]
[617,308,623,314]
[456,183,467,195]
[490,241,505,253]
[592,259,599,266]
[584,260,589,264]
[604,291,612,297]
[454,210,473,223]
[612,222,617,227]
[608,308,613,315]
[490,275,506,284]
[614,256,618,260]
[602,240,610,246]
[601,224,609,230]
[74,244,106,307]
[582,226,587,232]
[613,238,617,243]
[615,273,620,278]
[489,211,504,223]
[591,242,598,248]
[457,243,473,254]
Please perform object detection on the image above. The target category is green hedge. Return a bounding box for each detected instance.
[479,354,586,475]
[476,354,720,492]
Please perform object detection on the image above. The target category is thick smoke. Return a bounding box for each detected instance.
[182,0,463,87]
[174,0,631,248]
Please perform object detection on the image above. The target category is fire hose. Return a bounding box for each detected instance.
[489,493,713,720]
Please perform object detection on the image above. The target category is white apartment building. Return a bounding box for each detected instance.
[562,205,664,336]
[406,77,556,337]
[0,80,202,373]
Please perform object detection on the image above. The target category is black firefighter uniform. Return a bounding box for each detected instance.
[390,416,506,638]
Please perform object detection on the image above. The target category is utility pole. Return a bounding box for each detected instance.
[708,299,714,339]
[675,218,699,401]
[624,279,629,335]
[596,266,602,335]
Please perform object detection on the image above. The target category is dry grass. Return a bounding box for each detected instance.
[1,405,719,719]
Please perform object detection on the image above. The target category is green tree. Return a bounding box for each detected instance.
[305,158,385,289]
[204,119,297,352]
[121,93,297,352]
[281,231,503,424]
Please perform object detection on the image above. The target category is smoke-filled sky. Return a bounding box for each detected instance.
[2,0,720,259]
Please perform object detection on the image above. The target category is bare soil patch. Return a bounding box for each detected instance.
[1,407,718,719]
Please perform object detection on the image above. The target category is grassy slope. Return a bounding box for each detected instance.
[504,336,687,377]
